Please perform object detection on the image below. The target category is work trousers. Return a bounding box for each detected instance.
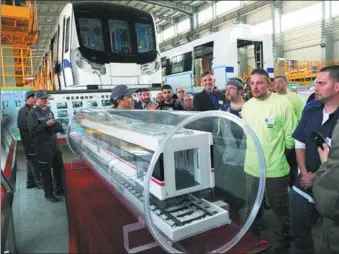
[26,153,41,186]
[243,174,290,249]
[286,150,298,187]
[290,188,319,254]
[36,148,64,197]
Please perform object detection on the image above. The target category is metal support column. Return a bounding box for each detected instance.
[321,0,333,61]
[237,0,246,24]
[188,14,196,41]
[172,21,178,47]
[211,2,218,32]
[272,0,284,60]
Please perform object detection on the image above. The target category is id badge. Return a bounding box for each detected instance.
[265,117,275,128]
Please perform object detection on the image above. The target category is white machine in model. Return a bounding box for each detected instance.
[161,24,274,92]
[67,109,229,242]
[47,2,161,90]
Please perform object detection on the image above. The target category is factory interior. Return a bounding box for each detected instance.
[1,1,339,254]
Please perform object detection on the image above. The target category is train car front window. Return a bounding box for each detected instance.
[78,18,104,51]
[108,20,131,54]
[135,23,155,53]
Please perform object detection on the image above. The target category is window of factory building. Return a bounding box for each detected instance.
[281,2,322,32]
[198,6,212,25]
[163,26,175,40]
[252,19,273,35]
[177,19,190,34]
[332,0,339,17]
[216,1,241,17]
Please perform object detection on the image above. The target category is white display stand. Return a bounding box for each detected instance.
[123,216,158,253]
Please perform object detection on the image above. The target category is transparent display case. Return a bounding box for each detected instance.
[66,109,266,253]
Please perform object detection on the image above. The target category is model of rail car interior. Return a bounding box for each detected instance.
[67,109,231,242]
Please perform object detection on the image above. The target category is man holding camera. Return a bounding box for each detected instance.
[314,121,339,254]
[291,65,339,254]
[27,91,65,202]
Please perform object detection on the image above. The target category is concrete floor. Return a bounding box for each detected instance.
[12,144,72,254]
[12,142,323,253]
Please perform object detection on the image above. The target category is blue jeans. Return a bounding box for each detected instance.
[290,188,320,254]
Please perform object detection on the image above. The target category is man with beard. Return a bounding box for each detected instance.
[241,69,297,253]
[274,75,305,187]
[291,65,339,254]
[214,78,247,222]
[274,76,305,121]
[134,88,151,109]
[159,85,183,111]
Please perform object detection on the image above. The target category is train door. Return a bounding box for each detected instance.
[59,6,74,89]
[57,22,66,90]
[193,41,214,87]
[52,31,61,90]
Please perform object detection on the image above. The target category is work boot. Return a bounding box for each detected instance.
[45,194,59,202]
[26,183,37,189]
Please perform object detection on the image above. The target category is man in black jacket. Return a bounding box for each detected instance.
[17,91,41,189]
[193,71,226,111]
[27,90,65,202]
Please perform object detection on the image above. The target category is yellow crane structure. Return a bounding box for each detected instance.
[275,59,339,86]
[1,0,39,89]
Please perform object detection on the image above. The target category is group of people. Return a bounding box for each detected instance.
[16,64,339,253]
[110,66,339,253]
[17,90,65,203]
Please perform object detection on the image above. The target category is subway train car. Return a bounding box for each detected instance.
[161,24,274,93]
[46,2,162,90]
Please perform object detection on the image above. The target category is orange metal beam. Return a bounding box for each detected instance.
[1,5,30,20]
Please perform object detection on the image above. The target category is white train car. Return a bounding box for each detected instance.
[49,2,162,90]
[161,24,274,93]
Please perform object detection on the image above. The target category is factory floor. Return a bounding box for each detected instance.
[12,143,322,254]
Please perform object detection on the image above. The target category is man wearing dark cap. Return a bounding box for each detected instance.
[27,90,65,202]
[111,85,139,109]
[17,91,41,189]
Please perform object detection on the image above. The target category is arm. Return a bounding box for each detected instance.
[27,110,48,137]
[282,102,298,150]
[313,124,339,220]
[295,147,308,176]
[296,95,306,121]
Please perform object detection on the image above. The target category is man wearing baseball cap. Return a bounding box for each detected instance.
[111,85,139,109]
[215,78,247,221]
[27,90,65,202]
[17,91,41,189]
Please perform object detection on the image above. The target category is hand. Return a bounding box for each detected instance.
[318,144,330,163]
[300,172,316,189]
[146,102,159,110]
[47,119,56,126]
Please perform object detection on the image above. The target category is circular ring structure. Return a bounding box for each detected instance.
[143,110,266,253]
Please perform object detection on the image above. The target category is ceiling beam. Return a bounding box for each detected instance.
[152,13,174,24]
[139,1,196,15]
